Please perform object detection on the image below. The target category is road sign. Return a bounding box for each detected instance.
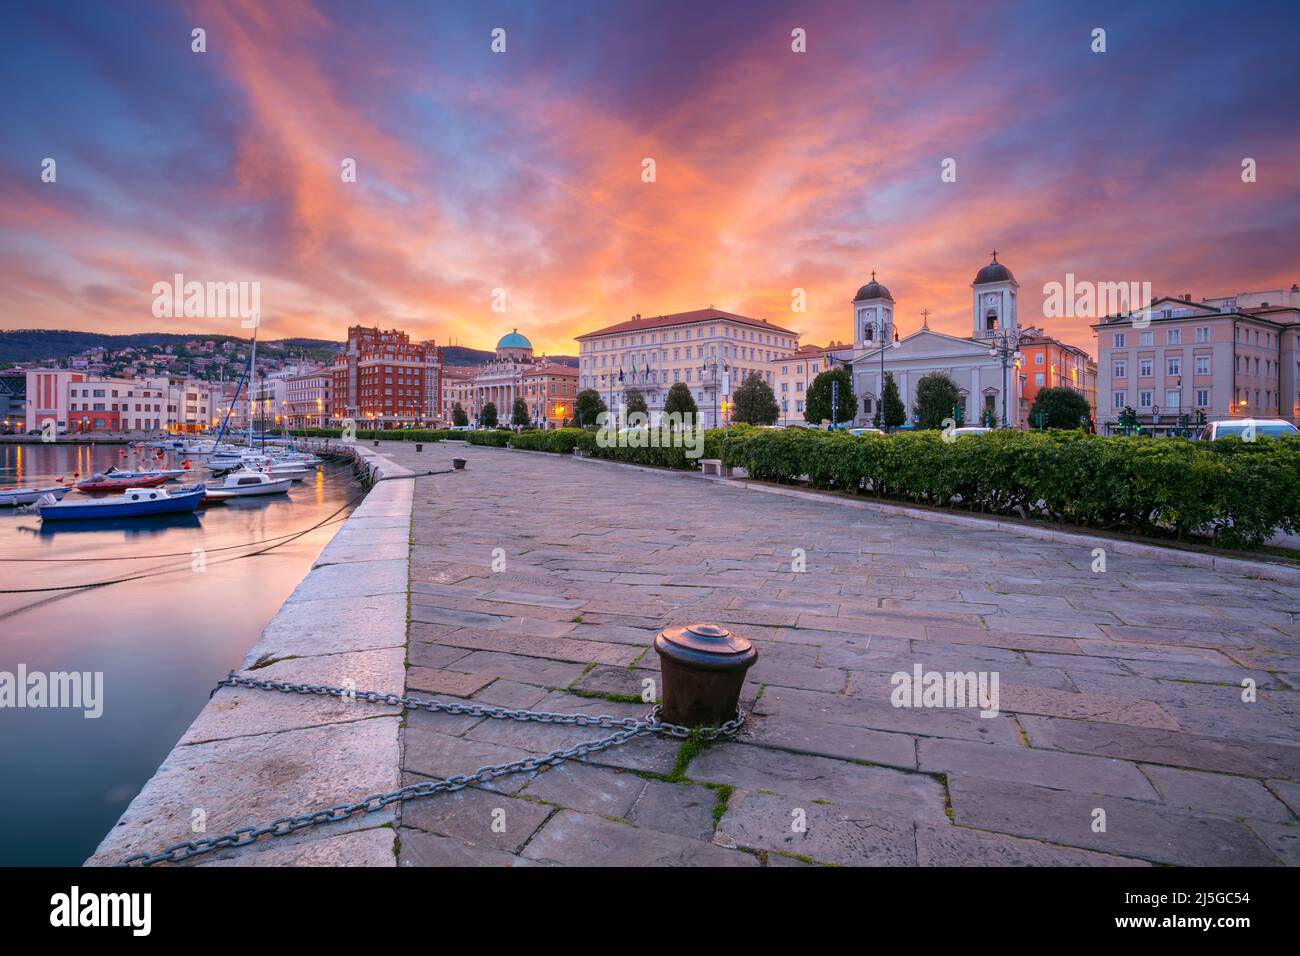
[721,373,730,397]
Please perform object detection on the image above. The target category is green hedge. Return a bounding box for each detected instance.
[286,427,453,442]
[719,429,1300,548]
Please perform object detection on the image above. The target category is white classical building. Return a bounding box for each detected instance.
[849,255,1026,428]
[576,309,800,428]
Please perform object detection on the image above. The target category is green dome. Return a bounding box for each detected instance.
[497,330,532,350]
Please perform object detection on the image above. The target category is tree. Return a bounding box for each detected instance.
[913,372,961,430]
[732,372,780,425]
[663,382,698,424]
[877,372,906,430]
[479,401,498,428]
[804,367,855,427]
[451,402,468,427]
[624,388,648,420]
[574,388,606,428]
[1029,386,1092,430]
[511,397,530,427]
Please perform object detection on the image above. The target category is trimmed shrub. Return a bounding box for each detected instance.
[721,428,1300,548]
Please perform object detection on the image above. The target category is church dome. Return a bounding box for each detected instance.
[974,254,1015,285]
[853,274,893,301]
[497,329,532,350]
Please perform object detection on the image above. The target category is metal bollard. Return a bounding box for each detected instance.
[452,457,467,470]
[415,443,423,452]
[654,623,757,728]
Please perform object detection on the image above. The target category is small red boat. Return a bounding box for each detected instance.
[76,472,172,492]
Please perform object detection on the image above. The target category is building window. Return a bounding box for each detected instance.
[1139,331,1153,346]
[1138,391,1153,408]
[1195,327,1210,343]
[1113,360,1127,378]
[1035,353,1044,364]
[1167,358,1181,376]
[1113,333,1126,348]
[1167,329,1182,345]
[1195,356,1210,375]
[1139,358,1152,377]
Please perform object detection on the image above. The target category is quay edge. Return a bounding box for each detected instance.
[85,441,414,867]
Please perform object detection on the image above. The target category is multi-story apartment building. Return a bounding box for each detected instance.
[576,309,800,428]
[773,343,853,425]
[331,326,441,426]
[285,368,332,428]
[1017,327,1098,423]
[24,369,216,433]
[440,366,475,423]
[1093,287,1300,434]
[0,373,25,431]
[522,363,579,428]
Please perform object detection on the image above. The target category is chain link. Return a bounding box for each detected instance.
[117,672,744,866]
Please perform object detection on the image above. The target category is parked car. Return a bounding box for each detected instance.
[950,426,993,437]
[1197,418,1298,441]
[847,427,884,436]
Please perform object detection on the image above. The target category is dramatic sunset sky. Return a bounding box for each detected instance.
[2,0,1298,355]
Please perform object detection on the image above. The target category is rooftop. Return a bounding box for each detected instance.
[577,308,797,340]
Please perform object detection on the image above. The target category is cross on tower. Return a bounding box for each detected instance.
[989,249,998,263]
[920,308,931,329]
[870,270,877,282]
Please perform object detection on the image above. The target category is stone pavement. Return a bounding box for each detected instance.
[384,441,1300,867]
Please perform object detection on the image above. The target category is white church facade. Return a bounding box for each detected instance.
[849,254,1027,428]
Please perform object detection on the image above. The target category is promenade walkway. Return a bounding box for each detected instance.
[382,441,1300,866]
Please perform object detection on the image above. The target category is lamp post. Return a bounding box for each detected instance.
[699,357,729,430]
[987,330,1023,428]
[871,316,897,429]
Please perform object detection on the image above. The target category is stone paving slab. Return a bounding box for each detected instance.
[88,716,401,866]
[521,810,757,866]
[382,442,1300,866]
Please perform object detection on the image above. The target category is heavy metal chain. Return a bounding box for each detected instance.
[117,672,744,866]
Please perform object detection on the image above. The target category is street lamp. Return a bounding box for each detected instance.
[870,317,897,429]
[699,357,729,430]
[987,331,1023,428]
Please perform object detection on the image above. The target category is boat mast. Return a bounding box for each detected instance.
[248,320,258,449]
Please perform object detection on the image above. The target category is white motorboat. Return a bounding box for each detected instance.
[102,466,189,480]
[201,469,294,500]
[0,485,71,507]
[208,455,312,479]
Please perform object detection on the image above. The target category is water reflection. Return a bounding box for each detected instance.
[0,441,363,866]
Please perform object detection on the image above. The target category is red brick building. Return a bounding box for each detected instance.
[332,326,442,426]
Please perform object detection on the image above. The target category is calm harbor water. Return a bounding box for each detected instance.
[0,441,363,866]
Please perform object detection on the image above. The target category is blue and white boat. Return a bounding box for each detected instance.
[37,484,207,521]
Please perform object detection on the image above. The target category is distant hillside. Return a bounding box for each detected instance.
[1,329,578,368]
[441,346,494,367]
[0,329,339,363]
[442,346,576,368]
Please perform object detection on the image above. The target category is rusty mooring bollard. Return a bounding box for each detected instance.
[415,443,423,452]
[654,623,757,727]
[452,457,467,470]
